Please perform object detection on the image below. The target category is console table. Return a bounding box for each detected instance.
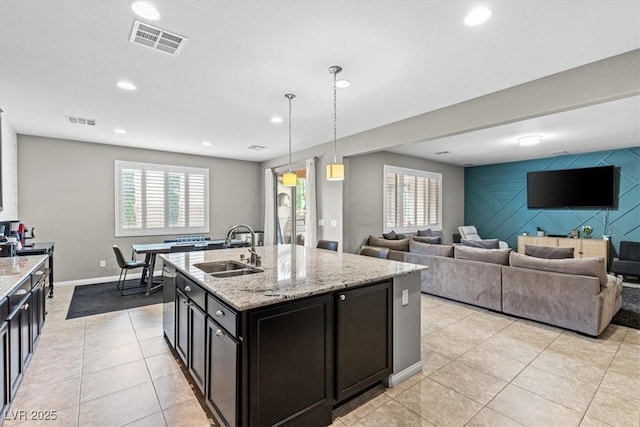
[517,236,609,269]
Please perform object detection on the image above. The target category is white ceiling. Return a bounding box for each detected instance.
[1,1,639,164]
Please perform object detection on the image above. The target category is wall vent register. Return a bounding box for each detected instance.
[129,20,188,56]
[65,116,96,126]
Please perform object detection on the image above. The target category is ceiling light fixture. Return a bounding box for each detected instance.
[464,7,492,26]
[282,93,297,187]
[202,141,212,146]
[113,128,127,134]
[517,135,543,146]
[326,65,345,181]
[270,116,283,124]
[131,2,160,20]
[116,81,137,91]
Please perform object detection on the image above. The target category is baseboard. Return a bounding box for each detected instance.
[384,361,423,388]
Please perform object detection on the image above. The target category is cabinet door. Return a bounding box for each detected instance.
[19,295,32,370]
[8,308,23,398]
[188,303,206,393]
[0,322,8,417]
[30,281,45,348]
[175,290,189,365]
[336,281,392,403]
[249,294,333,427]
[207,319,238,427]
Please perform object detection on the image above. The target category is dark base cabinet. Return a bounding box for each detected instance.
[206,319,239,427]
[248,295,333,427]
[335,281,392,403]
[167,269,393,427]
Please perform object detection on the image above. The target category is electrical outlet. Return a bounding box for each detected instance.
[402,289,409,306]
[330,220,338,227]
[99,260,106,268]
[318,219,324,226]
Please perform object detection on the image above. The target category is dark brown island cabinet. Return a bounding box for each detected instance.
[162,248,422,427]
[0,254,52,423]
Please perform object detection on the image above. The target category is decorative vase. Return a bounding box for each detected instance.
[537,231,544,237]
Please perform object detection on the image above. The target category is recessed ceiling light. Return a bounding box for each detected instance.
[336,79,351,88]
[270,116,283,124]
[113,128,127,134]
[131,2,160,20]
[464,7,492,26]
[202,141,212,146]
[517,135,543,146]
[116,81,137,91]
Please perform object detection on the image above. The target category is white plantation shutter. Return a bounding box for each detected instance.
[383,165,442,232]
[115,161,209,236]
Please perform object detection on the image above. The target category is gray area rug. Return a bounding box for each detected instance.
[611,286,640,330]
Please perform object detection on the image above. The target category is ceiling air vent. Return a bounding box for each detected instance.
[435,151,451,155]
[129,20,188,56]
[248,145,267,151]
[552,150,570,155]
[66,116,97,126]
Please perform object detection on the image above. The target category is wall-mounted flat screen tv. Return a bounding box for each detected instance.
[527,165,616,208]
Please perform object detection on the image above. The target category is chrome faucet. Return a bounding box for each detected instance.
[224,224,261,266]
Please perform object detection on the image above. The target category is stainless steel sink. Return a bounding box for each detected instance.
[194,260,262,278]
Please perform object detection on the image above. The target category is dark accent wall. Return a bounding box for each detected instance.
[464,147,640,254]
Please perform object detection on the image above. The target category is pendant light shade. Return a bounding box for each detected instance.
[326,65,345,181]
[283,93,297,187]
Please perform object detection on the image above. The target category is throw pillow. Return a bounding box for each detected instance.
[368,235,410,252]
[460,239,500,249]
[509,252,608,286]
[412,235,442,244]
[417,228,433,237]
[409,239,454,257]
[454,245,511,265]
[382,231,398,240]
[524,244,574,259]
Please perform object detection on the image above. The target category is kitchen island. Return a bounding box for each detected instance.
[161,245,425,427]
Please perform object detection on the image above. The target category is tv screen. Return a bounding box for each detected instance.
[527,165,615,208]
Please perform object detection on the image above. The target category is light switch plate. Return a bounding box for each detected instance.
[318,219,324,226]
[330,220,338,227]
[402,289,409,306]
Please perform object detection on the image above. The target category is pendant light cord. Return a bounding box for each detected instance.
[285,93,295,172]
[333,70,338,163]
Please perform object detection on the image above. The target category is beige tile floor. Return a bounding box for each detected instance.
[5,284,640,426]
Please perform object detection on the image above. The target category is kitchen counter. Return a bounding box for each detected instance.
[160,244,426,311]
[0,255,47,300]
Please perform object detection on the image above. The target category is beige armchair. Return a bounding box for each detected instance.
[458,225,509,249]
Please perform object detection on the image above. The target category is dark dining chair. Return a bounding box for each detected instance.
[317,240,339,251]
[359,245,390,259]
[113,245,149,296]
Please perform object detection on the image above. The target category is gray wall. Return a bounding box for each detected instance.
[18,135,262,282]
[344,151,464,253]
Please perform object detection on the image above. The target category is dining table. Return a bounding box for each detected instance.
[131,239,250,294]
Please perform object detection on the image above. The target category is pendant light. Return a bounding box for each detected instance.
[326,65,345,181]
[282,93,297,187]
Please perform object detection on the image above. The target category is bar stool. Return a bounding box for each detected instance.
[359,245,389,259]
[317,240,338,251]
[113,245,149,296]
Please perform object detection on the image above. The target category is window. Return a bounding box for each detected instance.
[115,161,209,236]
[383,165,442,233]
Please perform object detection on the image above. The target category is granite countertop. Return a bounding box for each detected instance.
[161,245,426,311]
[0,255,48,300]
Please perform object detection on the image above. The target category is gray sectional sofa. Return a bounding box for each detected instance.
[361,235,623,336]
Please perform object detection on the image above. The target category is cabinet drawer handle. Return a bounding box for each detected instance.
[339,294,346,301]
[215,329,224,337]
[215,310,224,318]
[184,285,192,292]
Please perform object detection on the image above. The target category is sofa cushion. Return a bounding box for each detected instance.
[413,235,442,244]
[461,239,500,249]
[409,239,453,257]
[417,228,433,237]
[524,244,574,259]
[368,235,410,251]
[454,245,511,265]
[509,252,608,286]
